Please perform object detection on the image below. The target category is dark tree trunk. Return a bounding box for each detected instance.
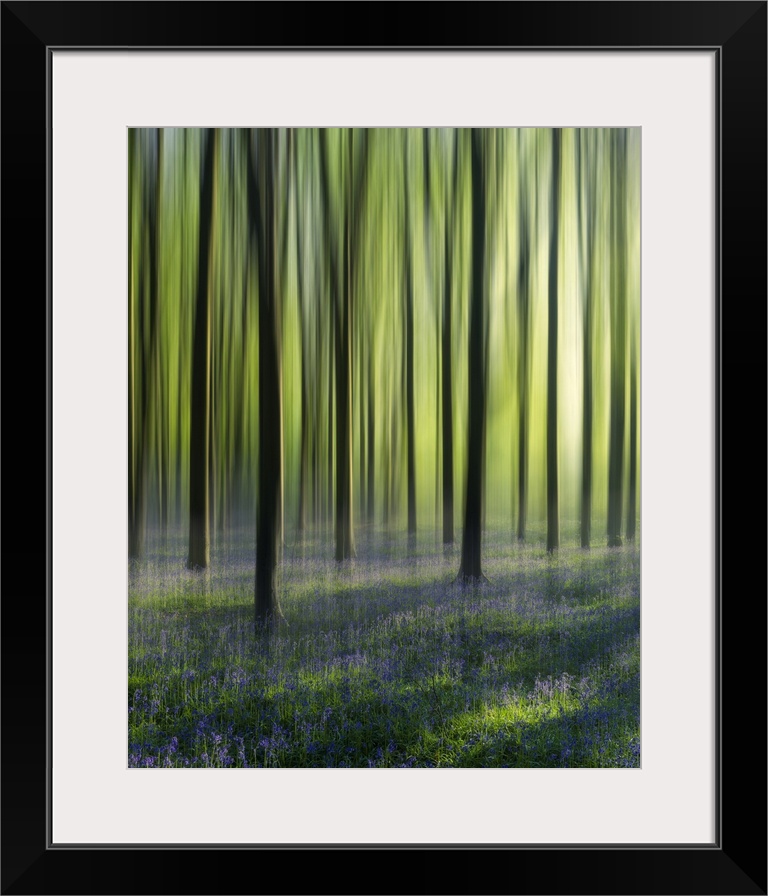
[249,128,285,624]
[319,129,357,561]
[297,297,310,535]
[458,130,488,583]
[607,130,627,548]
[367,351,375,522]
[130,130,163,561]
[146,131,161,547]
[579,129,598,550]
[405,242,416,537]
[294,134,309,535]
[151,130,167,543]
[516,130,531,543]
[334,201,355,560]
[187,129,215,570]
[626,328,638,541]
[546,129,561,554]
[581,271,594,549]
[441,131,457,545]
[441,208,455,545]
[128,128,144,560]
[327,302,334,527]
[358,331,366,523]
[404,135,417,538]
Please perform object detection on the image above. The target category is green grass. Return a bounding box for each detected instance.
[128,525,640,768]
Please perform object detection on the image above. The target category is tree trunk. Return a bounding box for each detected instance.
[294,135,309,535]
[334,201,356,560]
[458,130,488,582]
[546,129,561,554]
[581,266,594,550]
[607,130,627,548]
[128,128,144,560]
[187,129,215,570]
[441,131,457,546]
[404,134,417,538]
[319,129,357,561]
[250,129,285,624]
[327,302,334,528]
[297,306,310,535]
[626,326,638,541]
[367,351,375,522]
[579,129,596,550]
[516,130,531,543]
[441,209,455,545]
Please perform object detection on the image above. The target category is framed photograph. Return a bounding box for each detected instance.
[3,3,764,894]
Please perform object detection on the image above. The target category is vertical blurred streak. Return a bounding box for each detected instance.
[275,130,292,547]
[318,129,338,551]
[546,128,561,553]
[128,127,139,558]
[309,132,323,531]
[187,128,216,570]
[626,315,638,541]
[294,130,311,536]
[516,129,532,543]
[579,129,598,549]
[403,130,417,538]
[227,131,244,529]
[343,129,368,556]
[625,128,640,544]
[149,131,160,542]
[327,268,335,532]
[365,135,378,527]
[209,131,224,544]
[607,129,627,548]
[317,131,336,535]
[128,131,162,560]
[176,130,188,526]
[441,129,458,545]
[151,129,167,545]
[337,127,354,559]
[423,128,441,533]
[367,339,375,524]
[358,286,366,527]
[457,128,488,582]
[251,128,286,624]
[293,132,320,532]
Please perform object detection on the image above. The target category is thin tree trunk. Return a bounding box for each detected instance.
[404,134,417,538]
[441,131,457,546]
[626,327,638,541]
[579,129,597,550]
[607,130,627,548]
[458,130,488,582]
[358,326,366,523]
[294,134,309,535]
[367,350,375,522]
[297,305,310,534]
[250,128,285,624]
[187,129,216,569]
[546,128,561,554]
[128,128,142,560]
[581,268,594,549]
[334,197,355,560]
[327,302,334,529]
[319,129,357,561]
[516,130,531,543]
[441,213,455,545]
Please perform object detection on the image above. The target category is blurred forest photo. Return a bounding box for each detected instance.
[128,127,640,769]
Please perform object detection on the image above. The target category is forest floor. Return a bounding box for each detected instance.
[128,524,640,768]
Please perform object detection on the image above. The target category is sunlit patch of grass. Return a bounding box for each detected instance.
[129,526,640,768]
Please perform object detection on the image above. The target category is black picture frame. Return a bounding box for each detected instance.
[2,3,765,894]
